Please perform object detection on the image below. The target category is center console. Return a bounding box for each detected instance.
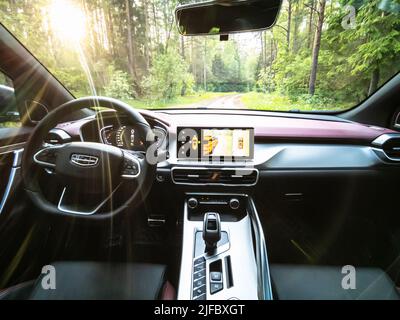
[177,193,273,300]
[172,127,272,300]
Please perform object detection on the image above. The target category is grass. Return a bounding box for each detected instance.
[123,91,352,112]
[0,121,21,128]
[240,92,351,112]
[76,90,352,112]
[122,92,235,109]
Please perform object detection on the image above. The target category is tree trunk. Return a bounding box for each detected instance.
[143,0,151,71]
[268,36,274,92]
[181,36,185,59]
[263,32,267,72]
[308,0,315,49]
[203,38,207,91]
[287,0,292,52]
[368,68,380,96]
[93,0,103,50]
[309,0,326,96]
[260,32,265,71]
[152,1,160,51]
[292,2,300,52]
[82,1,97,59]
[125,0,136,80]
[162,0,170,51]
[104,1,116,57]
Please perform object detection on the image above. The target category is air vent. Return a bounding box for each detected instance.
[372,134,400,161]
[171,167,258,186]
[383,139,400,159]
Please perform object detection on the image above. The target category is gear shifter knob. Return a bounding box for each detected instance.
[203,212,221,253]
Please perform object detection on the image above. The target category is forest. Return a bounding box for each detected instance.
[0,0,399,111]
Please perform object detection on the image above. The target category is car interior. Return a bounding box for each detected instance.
[0,0,400,300]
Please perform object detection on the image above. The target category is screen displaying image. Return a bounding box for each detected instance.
[201,129,251,158]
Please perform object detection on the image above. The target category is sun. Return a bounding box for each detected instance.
[48,0,86,43]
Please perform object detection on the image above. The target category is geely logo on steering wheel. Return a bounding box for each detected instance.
[70,154,99,167]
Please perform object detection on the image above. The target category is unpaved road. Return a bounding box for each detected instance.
[177,94,245,109]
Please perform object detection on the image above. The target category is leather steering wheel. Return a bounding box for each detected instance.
[21,96,157,220]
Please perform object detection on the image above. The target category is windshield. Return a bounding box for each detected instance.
[0,0,399,112]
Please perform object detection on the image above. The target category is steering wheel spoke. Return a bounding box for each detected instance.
[33,145,64,168]
[57,184,122,216]
[121,150,143,179]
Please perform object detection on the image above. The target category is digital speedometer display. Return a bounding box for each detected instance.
[115,126,135,147]
[102,125,144,150]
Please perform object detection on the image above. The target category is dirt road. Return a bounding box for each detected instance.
[177,94,245,109]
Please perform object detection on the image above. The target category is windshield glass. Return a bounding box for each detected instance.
[1,0,399,112]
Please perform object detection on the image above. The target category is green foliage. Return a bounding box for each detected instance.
[241,92,351,111]
[271,51,312,97]
[0,0,399,112]
[212,54,230,82]
[51,67,90,97]
[104,67,134,100]
[143,51,194,101]
[0,121,21,128]
[325,0,400,96]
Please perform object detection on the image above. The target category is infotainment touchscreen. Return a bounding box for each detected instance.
[177,128,254,160]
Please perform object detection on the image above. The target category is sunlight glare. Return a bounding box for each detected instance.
[49,0,86,43]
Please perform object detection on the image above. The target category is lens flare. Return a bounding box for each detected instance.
[48,0,86,43]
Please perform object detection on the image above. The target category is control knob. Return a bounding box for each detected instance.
[229,198,240,210]
[188,197,198,209]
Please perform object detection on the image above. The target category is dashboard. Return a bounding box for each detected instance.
[62,109,400,177]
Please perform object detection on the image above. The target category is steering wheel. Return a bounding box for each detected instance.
[21,96,157,220]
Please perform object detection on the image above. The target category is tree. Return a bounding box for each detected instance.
[212,54,230,81]
[325,0,400,99]
[309,0,326,95]
[287,0,293,51]
[125,0,136,81]
[307,0,315,49]
[144,51,194,100]
[104,67,134,99]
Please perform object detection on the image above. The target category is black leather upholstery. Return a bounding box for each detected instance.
[0,262,168,300]
[270,264,400,300]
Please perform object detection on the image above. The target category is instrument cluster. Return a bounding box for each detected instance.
[100,124,167,152]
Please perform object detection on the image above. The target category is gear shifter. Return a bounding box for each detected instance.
[203,212,221,253]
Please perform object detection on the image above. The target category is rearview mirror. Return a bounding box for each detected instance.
[176,0,282,36]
